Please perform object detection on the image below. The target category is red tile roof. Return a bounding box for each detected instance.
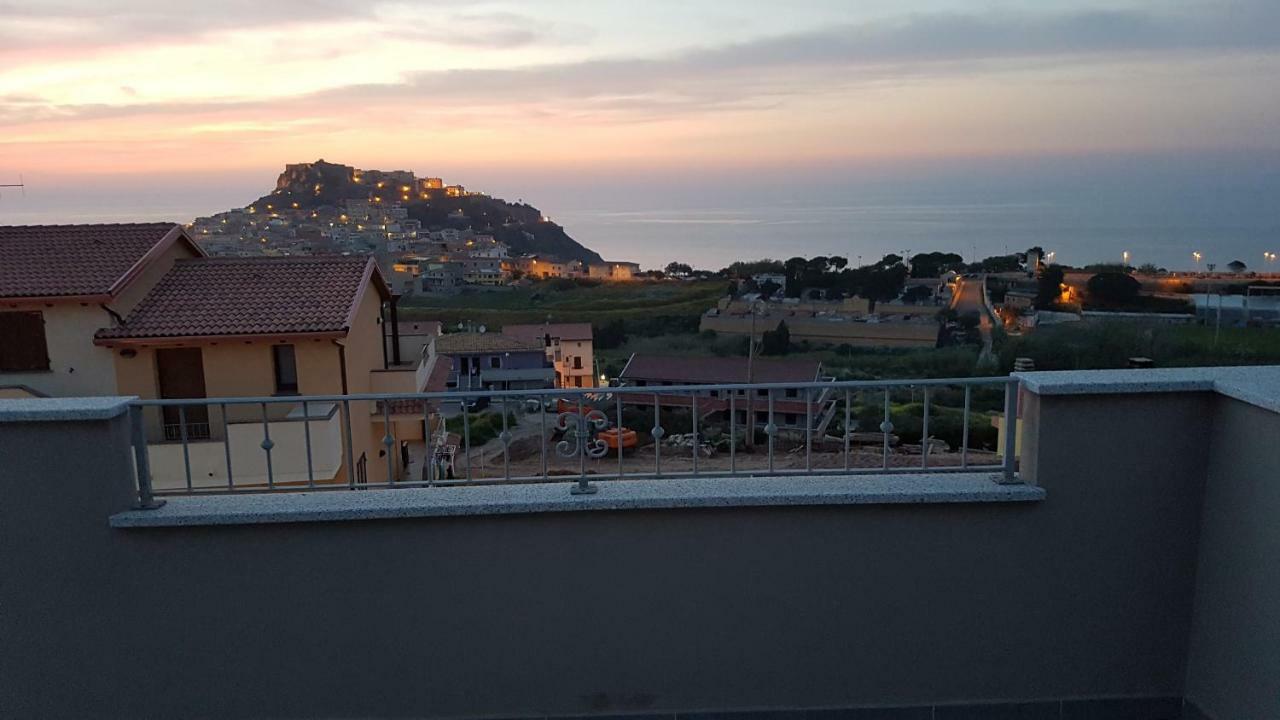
[433,332,543,355]
[0,223,195,300]
[619,354,821,384]
[503,322,593,342]
[95,256,387,342]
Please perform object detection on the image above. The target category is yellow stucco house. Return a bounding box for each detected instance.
[0,223,205,398]
[91,255,424,489]
[502,322,598,388]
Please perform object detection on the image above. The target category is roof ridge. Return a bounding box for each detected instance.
[0,222,177,230]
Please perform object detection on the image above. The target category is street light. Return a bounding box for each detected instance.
[1122,250,1131,266]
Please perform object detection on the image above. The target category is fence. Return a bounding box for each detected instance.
[127,376,1021,507]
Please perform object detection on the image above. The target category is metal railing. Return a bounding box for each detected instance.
[126,376,1022,508]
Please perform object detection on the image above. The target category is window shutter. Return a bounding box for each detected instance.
[0,311,51,372]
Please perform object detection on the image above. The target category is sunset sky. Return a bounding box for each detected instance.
[2,0,1279,253]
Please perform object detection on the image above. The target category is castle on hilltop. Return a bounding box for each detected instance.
[276,160,457,198]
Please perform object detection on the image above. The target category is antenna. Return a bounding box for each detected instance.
[0,173,24,199]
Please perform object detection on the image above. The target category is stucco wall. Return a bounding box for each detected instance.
[339,281,402,479]
[2,302,119,396]
[0,390,1223,720]
[1183,397,1280,720]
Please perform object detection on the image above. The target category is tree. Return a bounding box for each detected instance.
[757,279,781,298]
[973,254,1023,273]
[664,261,693,277]
[1136,263,1161,276]
[902,285,935,304]
[910,251,965,278]
[1086,271,1140,305]
[761,320,791,355]
[595,319,627,349]
[1036,264,1066,309]
[1228,260,1248,273]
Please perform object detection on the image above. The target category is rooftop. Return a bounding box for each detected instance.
[95,256,386,342]
[433,332,543,355]
[502,322,594,342]
[0,223,198,300]
[620,353,822,384]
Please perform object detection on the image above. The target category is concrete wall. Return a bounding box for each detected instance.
[1183,397,1280,720]
[0,389,1228,720]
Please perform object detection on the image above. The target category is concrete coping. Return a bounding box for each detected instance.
[1015,365,1280,415]
[0,395,136,422]
[110,473,1045,528]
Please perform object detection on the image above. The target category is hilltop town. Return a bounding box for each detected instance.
[189,160,639,296]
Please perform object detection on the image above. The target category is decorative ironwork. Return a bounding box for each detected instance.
[555,408,610,459]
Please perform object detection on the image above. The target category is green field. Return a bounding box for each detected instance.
[399,279,726,327]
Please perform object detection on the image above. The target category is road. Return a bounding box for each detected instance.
[951,275,996,363]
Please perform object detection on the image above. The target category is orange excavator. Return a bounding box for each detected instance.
[599,427,638,451]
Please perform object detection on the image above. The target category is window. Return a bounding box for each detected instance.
[573,356,583,370]
[785,413,798,426]
[272,344,298,394]
[785,388,798,398]
[490,356,501,369]
[0,311,50,372]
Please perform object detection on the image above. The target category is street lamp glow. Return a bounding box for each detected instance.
[1122,250,1131,266]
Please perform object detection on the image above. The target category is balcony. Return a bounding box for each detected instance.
[2,366,1278,720]
[143,402,344,490]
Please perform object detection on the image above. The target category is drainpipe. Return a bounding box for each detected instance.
[389,295,402,366]
[333,341,349,394]
[379,302,389,370]
[100,303,126,327]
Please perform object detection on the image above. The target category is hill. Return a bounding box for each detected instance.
[249,159,602,263]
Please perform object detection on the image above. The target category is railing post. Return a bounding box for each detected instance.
[999,379,1020,484]
[129,405,165,509]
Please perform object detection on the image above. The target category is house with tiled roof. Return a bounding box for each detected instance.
[617,354,836,434]
[503,322,597,388]
[424,331,554,392]
[0,223,204,397]
[91,255,423,489]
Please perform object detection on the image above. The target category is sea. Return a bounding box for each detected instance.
[4,153,1277,273]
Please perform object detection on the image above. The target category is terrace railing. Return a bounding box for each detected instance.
[127,376,1022,508]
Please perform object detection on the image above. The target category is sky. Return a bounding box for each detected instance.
[2,0,1279,267]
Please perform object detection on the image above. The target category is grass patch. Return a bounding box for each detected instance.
[400,278,726,328]
[998,321,1280,371]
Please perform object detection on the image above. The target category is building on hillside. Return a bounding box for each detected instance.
[93,255,425,489]
[457,256,507,286]
[617,354,835,434]
[503,322,596,388]
[701,297,939,348]
[585,260,641,281]
[0,223,205,397]
[421,261,466,293]
[513,255,569,279]
[444,185,466,197]
[425,332,554,392]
